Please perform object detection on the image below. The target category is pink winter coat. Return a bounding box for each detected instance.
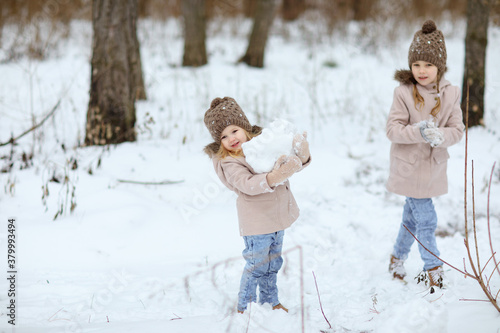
[212,155,310,236]
[386,71,464,199]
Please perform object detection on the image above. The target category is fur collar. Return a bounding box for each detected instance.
[203,125,263,157]
[203,142,220,157]
[394,69,417,85]
[394,68,448,85]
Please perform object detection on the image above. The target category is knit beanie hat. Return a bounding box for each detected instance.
[204,97,252,143]
[408,20,447,73]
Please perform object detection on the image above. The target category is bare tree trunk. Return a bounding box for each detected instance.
[244,0,257,18]
[352,0,374,21]
[138,0,148,17]
[0,9,3,49]
[281,0,306,21]
[85,0,138,145]
[182,0,207,67]
[129,0,147,100]
[461,0,490,127]
[239,0,277,68]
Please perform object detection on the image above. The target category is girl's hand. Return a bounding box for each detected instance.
[293,132,310,164]
[266,155,302,187]
[422,127,444,147]
[419,120,444,147]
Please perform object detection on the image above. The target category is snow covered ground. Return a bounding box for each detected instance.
[1,17,500,333]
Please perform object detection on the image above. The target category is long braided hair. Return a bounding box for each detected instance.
[411,70,442,118]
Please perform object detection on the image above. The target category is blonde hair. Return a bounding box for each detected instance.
[216,127,260,159]
[412,70,442,117]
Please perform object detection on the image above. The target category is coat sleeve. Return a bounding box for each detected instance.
[297,155,312,172]
[439,86,465,148]
[386,87,428,144]
[220,158,274,195]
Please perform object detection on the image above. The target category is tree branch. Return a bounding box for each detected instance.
[402,224,474,279]
[0,99,61,147]
[312,271,332,330]
[117,179,184,185]
[487,162,500,277]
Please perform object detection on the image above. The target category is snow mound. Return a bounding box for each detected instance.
[242,119,297,173]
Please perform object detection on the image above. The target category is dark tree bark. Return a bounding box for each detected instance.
[86,0,143,145]
[138,0,148,17]
[239,0,278,68]
[182,0,207,67]
[130,0,147,100]
[352,0,374,21]
[244,0,257,18]
[281,0,306,21]
[461,0,490,127]
[0,13,3,48]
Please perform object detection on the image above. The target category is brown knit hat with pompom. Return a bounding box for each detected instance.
[204,97,252,143]
[408,20,447,73]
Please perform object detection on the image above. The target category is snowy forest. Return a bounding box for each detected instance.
[1,0,500,332]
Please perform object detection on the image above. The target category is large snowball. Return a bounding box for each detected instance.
[242,119,297,173]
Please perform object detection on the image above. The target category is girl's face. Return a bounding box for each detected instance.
[220,125,248,152]
[411,60,438,86]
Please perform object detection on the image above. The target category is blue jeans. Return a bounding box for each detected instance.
[237,230,284,312]
[393,197,443,271]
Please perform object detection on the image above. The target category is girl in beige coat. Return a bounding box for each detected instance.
[386,20,464,293]
[203,97,311,313]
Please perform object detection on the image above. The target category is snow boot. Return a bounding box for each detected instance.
[427,266,445,294]
[272,303,288,313]
[389,255,406,280]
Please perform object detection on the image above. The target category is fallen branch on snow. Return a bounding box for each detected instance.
[116,179,184,185]
[0,98,61,147]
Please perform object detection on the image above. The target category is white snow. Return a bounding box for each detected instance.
[243,119,298,173]
[0,17,500,333]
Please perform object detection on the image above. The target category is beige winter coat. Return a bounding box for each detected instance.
[211,153,310,236]
[386,71,464,199]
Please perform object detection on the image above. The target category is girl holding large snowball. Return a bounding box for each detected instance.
[203,97,311,313]
[386,20,464,293]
